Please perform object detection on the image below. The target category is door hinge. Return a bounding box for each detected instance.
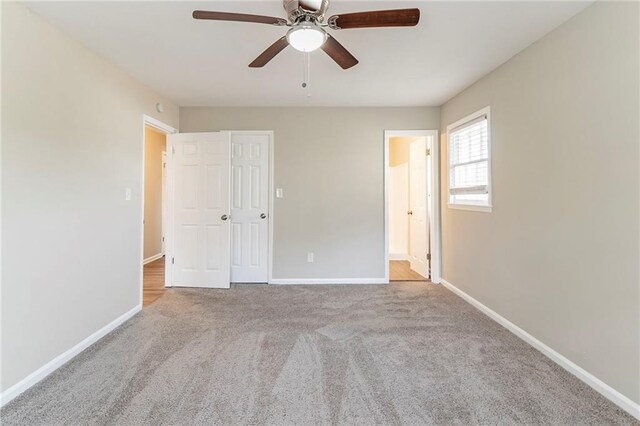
[172,257,175,264]
[426,148,431,156]
[427,253,431,261]
[172,146,176,155]
[162,236,165,242]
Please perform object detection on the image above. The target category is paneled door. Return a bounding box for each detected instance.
[169,132,231,289]
[230,132,270,283]
[409,139,429,279]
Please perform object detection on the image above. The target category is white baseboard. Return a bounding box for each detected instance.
[143,253,163,265]
[440,279,640,420]
[270,278,388,285]
[0,304,142,407]
[389,253,409,261]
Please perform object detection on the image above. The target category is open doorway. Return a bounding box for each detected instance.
[141,116,177,307]
[385,130,441,283]
[143,125,167,306]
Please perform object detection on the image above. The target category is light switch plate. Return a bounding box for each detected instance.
[307,252,314,263]
[125,188,132,201]
[276,188,284,198]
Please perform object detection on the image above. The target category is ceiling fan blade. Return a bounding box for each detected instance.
[320,34,358,69]
[192,10,287,26]
[249,37,289,68]
[328,8,420,30]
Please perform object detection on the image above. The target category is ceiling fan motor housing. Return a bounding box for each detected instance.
[283,0,330,23]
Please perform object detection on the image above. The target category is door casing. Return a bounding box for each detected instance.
[161,150,167,256]
[140,115,178,304]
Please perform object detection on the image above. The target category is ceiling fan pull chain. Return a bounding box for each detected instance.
[302,51,311,97]
[306,52,311,98]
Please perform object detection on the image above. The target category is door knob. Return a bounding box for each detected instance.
[221,214,229,221]
[407,211,413,215]
[260,213,267,219]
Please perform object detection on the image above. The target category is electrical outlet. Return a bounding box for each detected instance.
[276,188,284,198]
[307,252,314,263]
[125,187,132,201]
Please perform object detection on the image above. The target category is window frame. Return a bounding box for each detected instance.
[446,106,493,213]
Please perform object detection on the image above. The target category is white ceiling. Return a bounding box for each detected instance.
[26,1,591,107]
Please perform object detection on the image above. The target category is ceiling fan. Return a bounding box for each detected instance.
[192,0,420,70]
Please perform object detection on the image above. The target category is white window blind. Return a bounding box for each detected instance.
[448,111,491,209]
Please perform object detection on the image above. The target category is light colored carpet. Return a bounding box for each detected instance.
[1,282,636,425]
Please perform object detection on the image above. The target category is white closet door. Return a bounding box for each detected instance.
[230,133,270,283]
[409,139,429,279]
[170,132,231,289]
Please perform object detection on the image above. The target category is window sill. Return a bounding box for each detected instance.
[447,203,492,213]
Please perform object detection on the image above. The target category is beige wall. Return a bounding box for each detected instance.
[144,127,166,260]
[180,107,440,279]
[439,1,639,404]
[1,2,179,393]
[389,136,420,167]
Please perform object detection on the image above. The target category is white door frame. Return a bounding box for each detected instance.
[161,150,167,256]
[141,115,178,302]
[227,131,275,284]
[384,130,441,284]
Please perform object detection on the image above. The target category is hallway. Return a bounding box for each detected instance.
[143,257,166,307]
[389,260,427,281]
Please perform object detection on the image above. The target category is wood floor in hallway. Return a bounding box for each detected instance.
[390,260,427,281]
[143,256,166,307]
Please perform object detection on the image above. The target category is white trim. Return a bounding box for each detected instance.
[165,136,175,287]
[144,114,177,135]
[447,203,493,213]
[384,130,442,284]
[389,253,409,261]
[0,304,141,407]
[445,106,492,212]
[270,278,388,285]
[143,252,164,265]
[161,150,167,256]
[268,133,274,284]
[449,113,487,133]
[384,133,390,283]
[142,115,177,296]
[430,131,442,284]
[440,278,640,421]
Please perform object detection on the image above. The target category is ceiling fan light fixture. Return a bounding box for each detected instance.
[286,23,327,52]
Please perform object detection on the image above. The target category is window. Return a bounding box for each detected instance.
[446,107,492,212]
